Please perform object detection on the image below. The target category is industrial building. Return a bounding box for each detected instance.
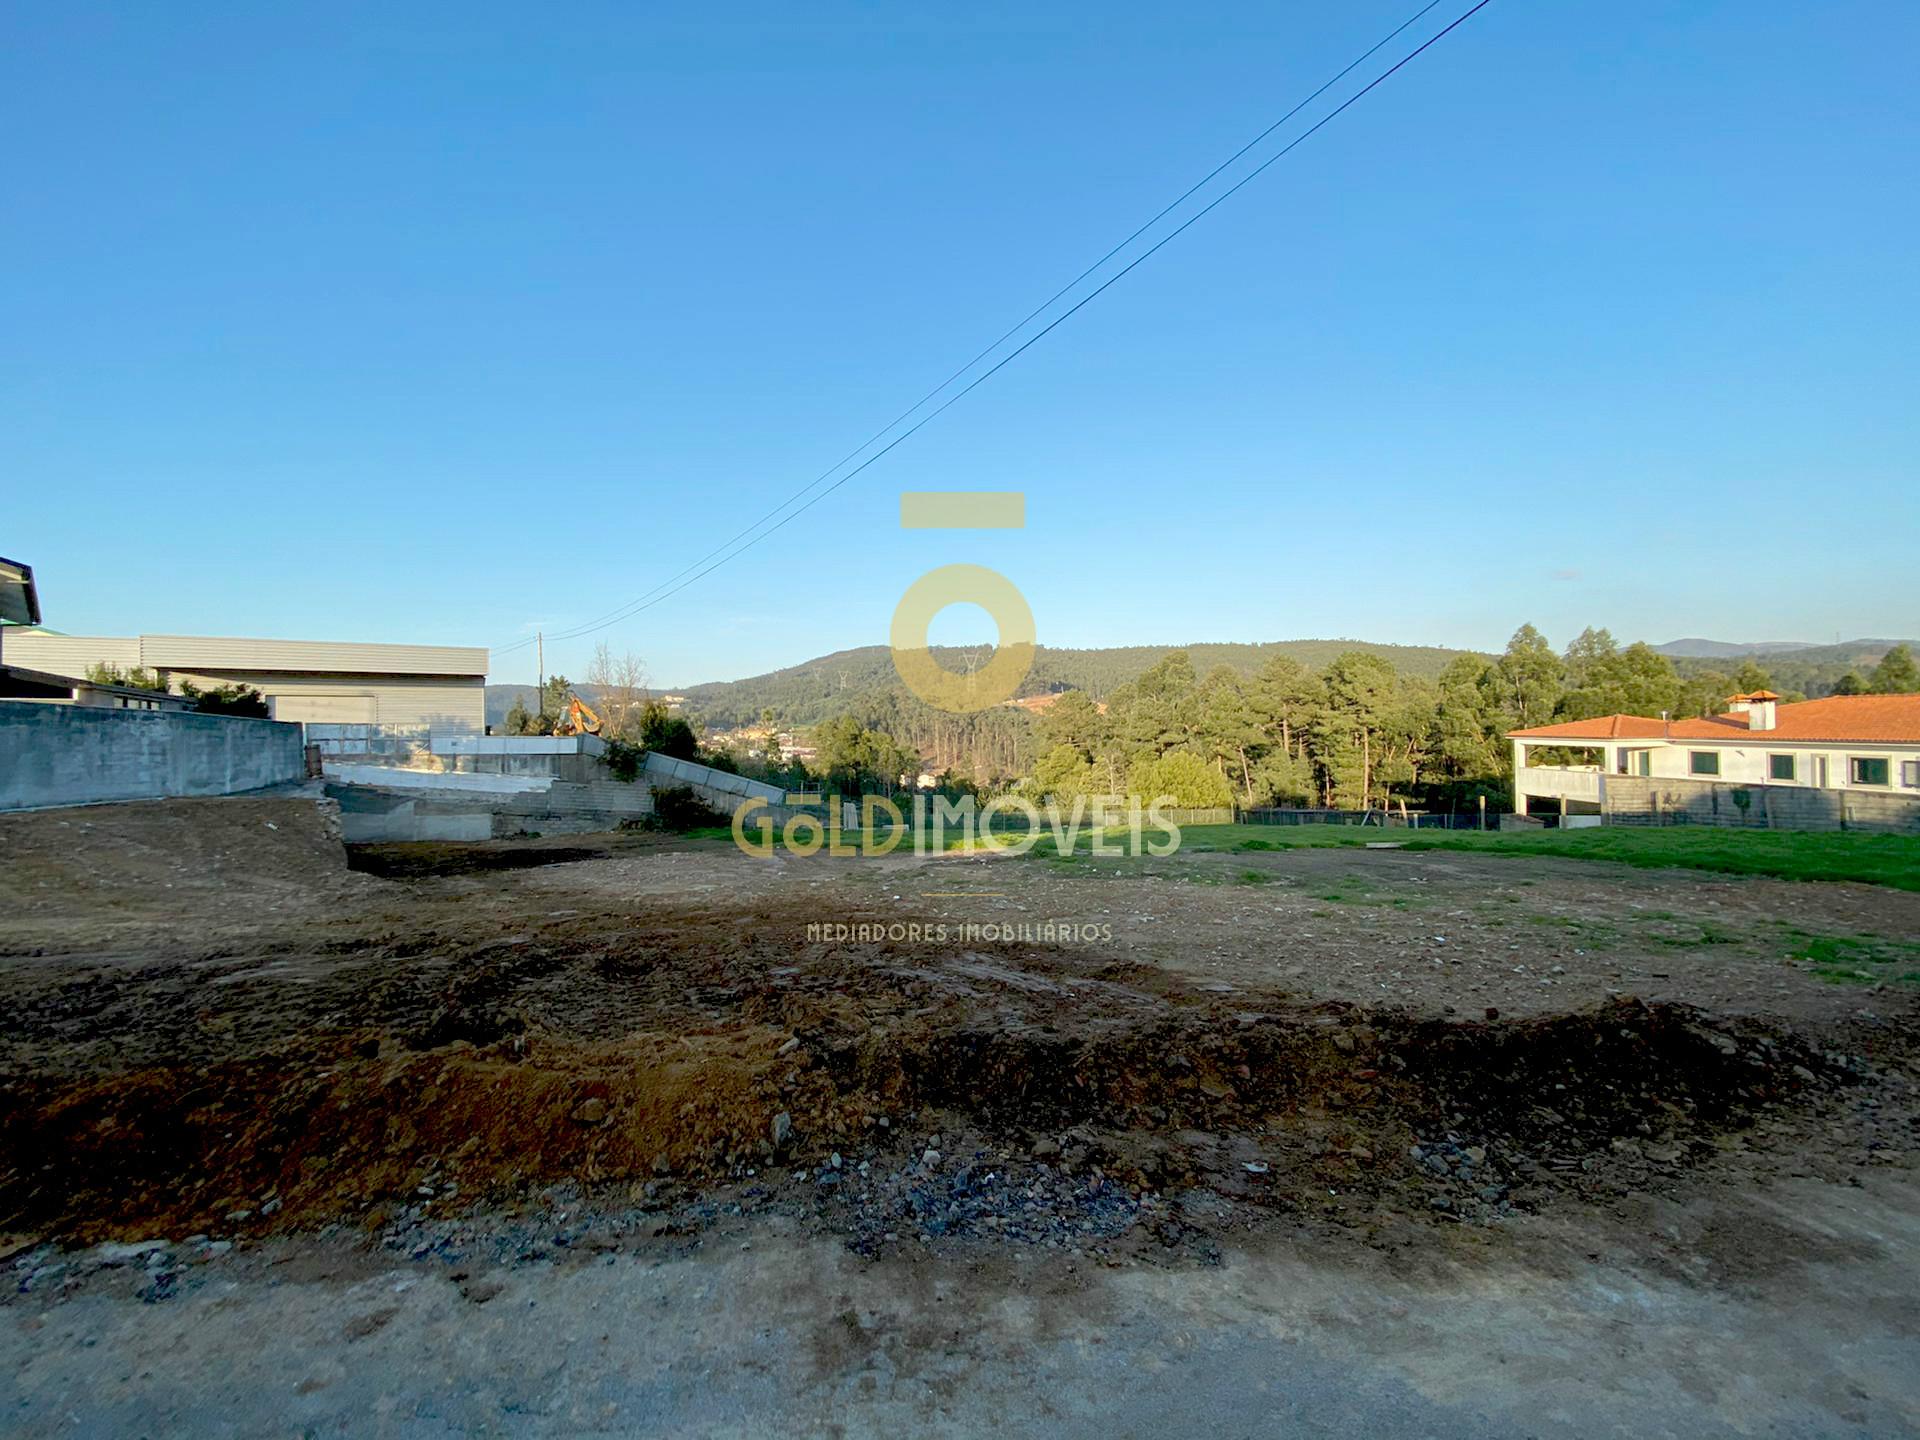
[0,630,488,731]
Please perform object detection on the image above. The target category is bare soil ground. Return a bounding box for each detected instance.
[7,796,1920,1433]
[2,796,1915,1256]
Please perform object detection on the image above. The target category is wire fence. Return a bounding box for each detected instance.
[1235,807,1489,830]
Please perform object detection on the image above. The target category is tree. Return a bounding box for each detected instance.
[1317,651,1400,808]
[1557,628,1621,721]
[586,643,649,739]
[1675,668,1732,718]
[1250,655,1324,765]
[1032,743,1094,803]
[1832,671,1868,696]
[1561,627,1619,695]
[1730,658,1774,694]
[1195,667,1264,802]
[532,675,574,732]
[503,696,535,735]
[1427,656,1507,805]
[638,700,699,760]
[84,662,167,693]
[1128,749,1233,809]
[1035,690,1104,758]
[1492,625,1563,730]
[1105,652,1200,761]
[1870,644,1920,694]
[810,714,920,796]
[1613,643,1682,717]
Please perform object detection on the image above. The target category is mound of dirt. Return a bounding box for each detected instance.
[0,794,362,952]
[0,796,352,917]
[0,951,1889,1243]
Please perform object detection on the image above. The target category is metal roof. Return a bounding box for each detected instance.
[0,556,40,627]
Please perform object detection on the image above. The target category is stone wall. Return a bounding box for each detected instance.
[1601,774,1920,833]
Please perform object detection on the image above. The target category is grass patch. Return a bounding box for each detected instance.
[1782,932,1920,987]
[1031,823,1920,892]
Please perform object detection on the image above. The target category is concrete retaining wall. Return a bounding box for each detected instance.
[1602,775,1920,833]
[326,777,655,842]
[0,700,307,811]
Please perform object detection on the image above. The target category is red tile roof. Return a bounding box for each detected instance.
[1507,714,1672,740]
[1509,694,1920,745]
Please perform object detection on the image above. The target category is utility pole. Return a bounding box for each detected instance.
[537,631,545,697]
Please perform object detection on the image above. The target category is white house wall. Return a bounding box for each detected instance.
[1515,737,1920,813]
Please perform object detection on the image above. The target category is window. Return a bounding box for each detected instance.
[1689,751,1720,776]
[1850,757,1891,786]
[1769,753,1796,782]
[1904,761,1920,789]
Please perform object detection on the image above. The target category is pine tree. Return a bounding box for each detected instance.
[1869,644,1920,694]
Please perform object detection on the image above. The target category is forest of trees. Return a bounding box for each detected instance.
[491,632,1917,813]
[704,631,1920,814]
[675,638,1475,731]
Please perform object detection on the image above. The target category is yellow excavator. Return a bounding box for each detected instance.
[551,692,603,737]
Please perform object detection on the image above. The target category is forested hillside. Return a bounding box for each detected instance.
[1000,631,1920,813]
[673,638,1478,732]
[1668,640,1916,702]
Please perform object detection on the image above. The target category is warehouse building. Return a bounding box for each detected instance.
[0,630,488,731]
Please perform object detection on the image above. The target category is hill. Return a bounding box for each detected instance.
[1658,639,1916,701]
[1655,638,1820,659]
[671,639,1480,732]
[485,635,1914,731]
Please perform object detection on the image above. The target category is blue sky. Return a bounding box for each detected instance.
[4,1,1915,688]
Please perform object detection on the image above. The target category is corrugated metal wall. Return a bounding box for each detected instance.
[140,634,485,676]
[1,633,486,732]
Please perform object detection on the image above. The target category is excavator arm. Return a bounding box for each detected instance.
[552,694,603,736]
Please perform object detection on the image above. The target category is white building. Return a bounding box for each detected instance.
[1510,692,1920,819]
[0,630,487,731]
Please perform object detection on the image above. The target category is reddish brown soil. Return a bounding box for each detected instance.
[1,798,1914,1244]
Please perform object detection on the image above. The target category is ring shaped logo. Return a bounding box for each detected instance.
[889,563,1035,714]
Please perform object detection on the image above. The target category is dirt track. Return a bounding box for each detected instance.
[2,796,1915,1252]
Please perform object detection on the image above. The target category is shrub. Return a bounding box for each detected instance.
[646,785,726,832]
[178,680,270,718]
[602,737,645,782]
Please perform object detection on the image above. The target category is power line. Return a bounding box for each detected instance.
[491,0,1450,659]
[497,0,1493,658]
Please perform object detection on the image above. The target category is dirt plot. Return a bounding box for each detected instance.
[0,797,1915,1251]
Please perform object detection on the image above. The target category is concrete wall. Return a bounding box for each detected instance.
[0,700,307,811]
[642,752,784,806]
[321,747,786,842]
[326,776,654,841]
[1602,774,1920,833]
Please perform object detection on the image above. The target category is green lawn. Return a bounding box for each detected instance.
[1038,822,1920,892]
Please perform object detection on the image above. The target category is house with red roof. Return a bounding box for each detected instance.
[1507,692,1920,825]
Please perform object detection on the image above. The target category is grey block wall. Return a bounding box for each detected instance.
[0,701,307,811]
[1602,775,1920,833]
